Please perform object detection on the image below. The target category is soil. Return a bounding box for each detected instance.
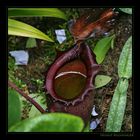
[8,8,132,132]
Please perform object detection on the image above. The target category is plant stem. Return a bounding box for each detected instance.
[8,80,46,113]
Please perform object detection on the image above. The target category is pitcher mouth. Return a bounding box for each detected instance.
[54,59,87,101]
[45,43,100,105]
[55,71,87,79]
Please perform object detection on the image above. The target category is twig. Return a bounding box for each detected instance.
[8,80,46,113]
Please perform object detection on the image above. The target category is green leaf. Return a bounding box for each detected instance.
[93,35,115,64]
[9,113,84,132]
[29,106,42,118]
[83,122,91,132]
[95,75,112,89]
[29,94,46,118]
[8,8,67,20]
[118,36,132,79]
[26,38,37,48]
[8,88,21,128]
[8,18,54,42]
[119,8,132,14]
[105,79,128,132]
[111,35,115,49]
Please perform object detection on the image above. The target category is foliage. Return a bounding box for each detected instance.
[95,75,112,89]
[83,122,92,132]
[8,8,68,20]
[8,19,54,42]
[8,8,132,132]
[28,94,46,118]
[105,79,128,132]
[106,36,132,132]
[8,88,21,128]
[119,8,132,14]
[9,113,84,132]
[26,38,37,48]
[8,8,67,42]
[93,35,115,64]
[118,36,132,79]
